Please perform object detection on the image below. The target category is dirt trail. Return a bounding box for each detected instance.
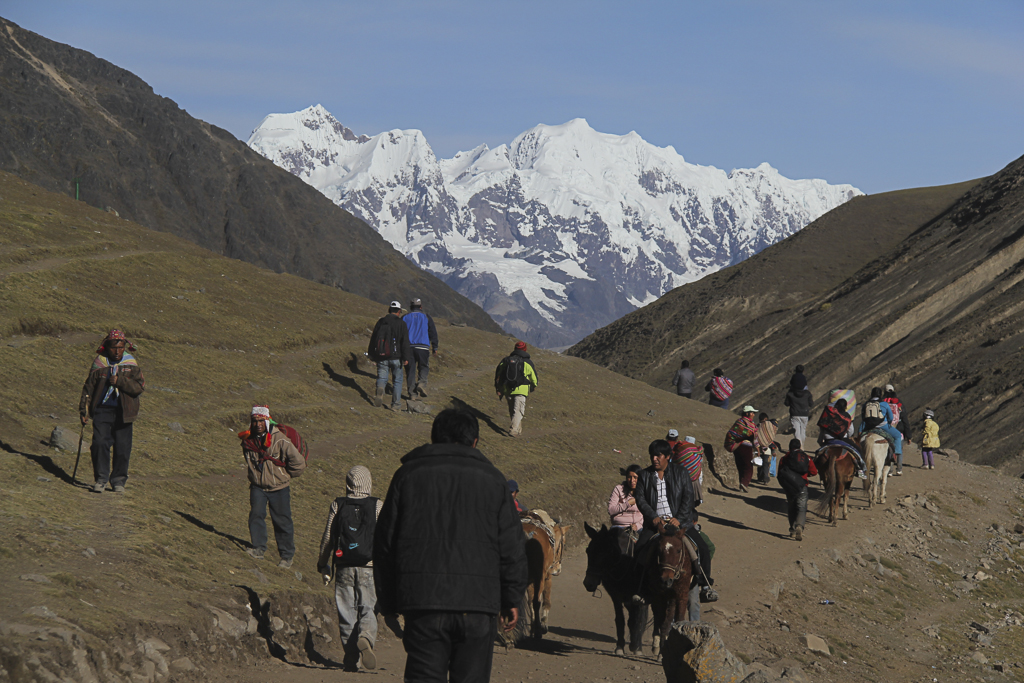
[208,448,993,683]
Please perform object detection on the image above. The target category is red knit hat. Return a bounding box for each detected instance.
[514,341,527,351]
[96,329,135,353]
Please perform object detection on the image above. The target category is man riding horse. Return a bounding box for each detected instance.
[634,440,717,604]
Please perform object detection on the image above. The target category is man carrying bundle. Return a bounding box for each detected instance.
[817,398,867,479]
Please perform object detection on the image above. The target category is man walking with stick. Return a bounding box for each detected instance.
[79,330,145,493]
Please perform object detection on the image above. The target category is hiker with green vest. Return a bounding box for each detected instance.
[494,341,538,437]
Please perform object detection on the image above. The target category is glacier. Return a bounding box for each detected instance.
[248,104,861,347]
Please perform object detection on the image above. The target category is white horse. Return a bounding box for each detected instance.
[861,433,891,505]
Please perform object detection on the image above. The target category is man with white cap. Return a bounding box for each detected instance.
[368,301,412,411]
[318,465,383,671]
[239,405,306,567]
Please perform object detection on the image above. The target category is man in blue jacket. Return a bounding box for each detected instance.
[403,298,438,398]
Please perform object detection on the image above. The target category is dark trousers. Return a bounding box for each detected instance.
[757,450,771,483]
[677,392,692,399]
[781,478,808,531]
[249,486,295,560]
[402,611,496,683]
[407,347,430,390]
[733,443,755,487]
[91,407,133,486]
[685,527,713,587]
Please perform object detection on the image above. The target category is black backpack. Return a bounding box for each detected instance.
[332,497,377,567]
[786,450,810,476]
[501,355,526,386]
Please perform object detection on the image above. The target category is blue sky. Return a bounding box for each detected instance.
[6,1,1023,194]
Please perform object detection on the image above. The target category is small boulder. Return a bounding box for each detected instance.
[168,422,185,434]
[662,622,747,683]
[208,606,247,638]
[797,560,819,582]
[936,448,960,461]
[1014,523,1024,534]
[169,658,194,672]
[802,634,830,655]
[20,574,52,584]
[405,400,432,414]
[48,426,78,451]
[971,652,989,665]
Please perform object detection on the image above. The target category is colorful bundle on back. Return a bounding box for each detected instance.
[675,445,704,481]
[710,376,734,401]
[724,416,757,452]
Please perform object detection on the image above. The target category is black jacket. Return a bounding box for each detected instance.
[368,314,412,363]
[635,463,696,532]
[373,443,528,616]
[784,389,814,418]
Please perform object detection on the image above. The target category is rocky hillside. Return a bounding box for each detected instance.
[0,18,499,333]
[571,154,1024,476]
[249,105,859,348]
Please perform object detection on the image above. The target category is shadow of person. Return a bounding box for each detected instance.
[450,397,505,436]
[346,352,376,378]
[322,362,373,405]
[547,625,616,644]
[1,438,80,487]
[174,510,249,550]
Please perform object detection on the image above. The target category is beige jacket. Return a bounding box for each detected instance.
[242,427,306,491]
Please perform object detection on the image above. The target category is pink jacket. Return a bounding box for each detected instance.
[608,483,643,529]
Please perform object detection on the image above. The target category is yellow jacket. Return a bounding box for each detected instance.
[922,418,940,449]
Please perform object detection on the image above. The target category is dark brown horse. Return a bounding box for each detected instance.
[583,523,648,655]
[815,446,856,525]
[522,513,570,640]
[646,527,693,657]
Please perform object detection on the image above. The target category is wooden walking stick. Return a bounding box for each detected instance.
[72,422,85,485]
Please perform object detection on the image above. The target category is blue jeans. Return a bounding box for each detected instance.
[249,486,295,560]
[878,424,903,457]
[376,359,404,408]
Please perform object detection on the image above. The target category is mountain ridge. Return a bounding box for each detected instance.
[249,105,860,347]
[0,19,500,333]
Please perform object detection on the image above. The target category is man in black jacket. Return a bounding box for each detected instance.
[367,301,412,411]
[635,440,717,602]
[784,385,814,447]
[374,409,528,682]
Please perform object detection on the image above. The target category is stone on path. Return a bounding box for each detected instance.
[662,622,748,683]
[48,426,78,451]
[405,400,432,414]
[802,634,829,655]
[20,574,51,583]
[797,560,819,582]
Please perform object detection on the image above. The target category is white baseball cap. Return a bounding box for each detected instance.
[685,436,696,444]
[667,429,679,438]
[389,300,402,309]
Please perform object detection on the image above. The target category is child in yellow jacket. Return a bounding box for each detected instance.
[921,409,940,469]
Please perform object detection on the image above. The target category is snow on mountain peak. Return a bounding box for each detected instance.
[248,106,862,347]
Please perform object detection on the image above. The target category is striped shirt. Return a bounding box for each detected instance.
[655,475,672,519]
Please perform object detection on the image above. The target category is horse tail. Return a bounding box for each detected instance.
[814,450,837,516]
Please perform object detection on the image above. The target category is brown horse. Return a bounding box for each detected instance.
[645,527,693,657]
[520,512,570,640]
[814,446,856,525]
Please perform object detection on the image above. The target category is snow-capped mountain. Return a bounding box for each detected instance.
[248,105,861,347]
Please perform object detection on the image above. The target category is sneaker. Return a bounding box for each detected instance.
[739,484,748,493]
[113,485,126,493]
[389,403,403,412]
[700,586,719,603]
[794,526,803,541]
[893,470,903,477]
[416,385,428,397]
[373,388,384,408]
[278,558,293,569]
[91,482,105,493]
[628,594,646,606]
[789,528,795,538]
[246,548,265,560]
[357,636,376,670]
[857,470,868,480]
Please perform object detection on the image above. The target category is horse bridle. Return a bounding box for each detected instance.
[658,546,688,581]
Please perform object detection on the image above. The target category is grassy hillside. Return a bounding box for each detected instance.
[569,160,1024,477]
[0,171,739,673]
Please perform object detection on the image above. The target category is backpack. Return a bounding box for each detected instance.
[884,398,901,425]
[370,317,399,361]
[863,401,884,430]
[277,424,309,463]
[332,497,378,567]
[787,450,810,476]
[500,355,526,387]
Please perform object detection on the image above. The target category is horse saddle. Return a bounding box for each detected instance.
[679,533,699,564]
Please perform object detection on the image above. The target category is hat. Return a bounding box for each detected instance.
[685,436,696,444]
[410,298,422,307]
[742,405,757,413]
[667,429,679,439]
[389,300,402,309]
[507,479,519,492]
[924,409,934,418]
[346,465,372,498]
[96,328,136,353]
[885,383,895,392]
[251,405,272,420]
[514,341,527,351]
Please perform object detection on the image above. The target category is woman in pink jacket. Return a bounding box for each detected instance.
[608,464,644,530]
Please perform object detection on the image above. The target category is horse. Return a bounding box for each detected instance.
[645,527,694,658]
[521,511,570,640]
[814,445,856,525]
[583,523,648,656]
[861,432,891,506]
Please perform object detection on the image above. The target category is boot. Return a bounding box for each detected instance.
[794,526,803,541]
[373,386,384,408]
[416,383,428,397]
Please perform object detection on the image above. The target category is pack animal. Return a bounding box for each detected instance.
[646,527,694,658]
[582,523,648,656]
[520,514,570,640]
[815,445,856,525]
[861,433,891,505]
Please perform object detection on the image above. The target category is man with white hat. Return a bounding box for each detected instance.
[367,301,412,411]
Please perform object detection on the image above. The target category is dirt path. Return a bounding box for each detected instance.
[208,455,954,683]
